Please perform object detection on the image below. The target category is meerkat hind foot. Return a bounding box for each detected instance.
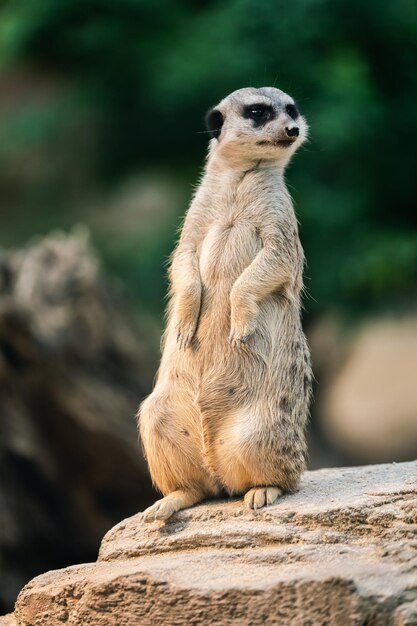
[141,489,203,522]
[244,486,282,510]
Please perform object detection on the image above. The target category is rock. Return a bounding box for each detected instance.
[0,231,156,613]
[310,316,417,464]
[7,461,417,626]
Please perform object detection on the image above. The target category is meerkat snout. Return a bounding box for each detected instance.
[285,126,299,138]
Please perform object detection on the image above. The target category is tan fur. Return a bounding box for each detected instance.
[138,87,313,520]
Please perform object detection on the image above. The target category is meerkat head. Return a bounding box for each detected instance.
[205,87,308,168]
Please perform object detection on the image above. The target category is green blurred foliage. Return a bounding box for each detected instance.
[0,0,416,320]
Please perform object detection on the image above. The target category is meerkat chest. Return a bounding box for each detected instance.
[199,216,262,286]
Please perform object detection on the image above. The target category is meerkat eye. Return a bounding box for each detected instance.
[250,106,267,118]
[243,103,274,126]
[285,103,299,120]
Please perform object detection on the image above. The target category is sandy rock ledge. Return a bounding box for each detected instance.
[6,461,417,626]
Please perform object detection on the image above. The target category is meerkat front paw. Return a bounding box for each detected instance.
[244,486,282,510]
[229,327,253,348]
[175,285,201,350]
[229,312,258,348]
[176,319,197,350]
[229,290,259,348]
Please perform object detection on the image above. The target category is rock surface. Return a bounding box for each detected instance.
[7,461,417,625]
[0,231,156,612]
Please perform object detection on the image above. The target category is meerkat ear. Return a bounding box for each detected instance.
[205,108,224,140]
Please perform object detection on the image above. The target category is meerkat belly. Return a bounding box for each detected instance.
[199,220,262,288]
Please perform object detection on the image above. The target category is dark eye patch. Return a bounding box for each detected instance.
[285,103,299,120]
[243,103,275,127]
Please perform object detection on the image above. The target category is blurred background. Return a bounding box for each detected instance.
[0,0,416,614]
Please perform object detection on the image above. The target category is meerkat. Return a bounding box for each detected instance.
[138,86,312,521]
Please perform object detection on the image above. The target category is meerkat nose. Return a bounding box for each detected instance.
[285,126,299,138]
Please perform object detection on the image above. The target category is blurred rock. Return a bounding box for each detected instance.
[311,316,417,463]
[7,461,417,625]
[85,174,187,238]
[0,231,156,613]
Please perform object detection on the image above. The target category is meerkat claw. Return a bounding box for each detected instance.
[229,332,244,348]
[229,327,254,348]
